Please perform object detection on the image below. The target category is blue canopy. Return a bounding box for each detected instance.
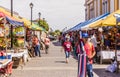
[68,22,83,31]
[70,12,110,31]
[6,17,24,27]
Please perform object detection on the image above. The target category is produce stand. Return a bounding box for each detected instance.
[8,48,28,68]
[0,11,27,70]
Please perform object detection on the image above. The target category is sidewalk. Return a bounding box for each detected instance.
[10,41,120,77]
[10,41,77,77]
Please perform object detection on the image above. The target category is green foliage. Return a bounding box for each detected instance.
[54,30,61,36]
[49,29,61,36]
[49,32,55,36]
[38,19,49,31]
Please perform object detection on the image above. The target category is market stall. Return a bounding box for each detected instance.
[7,48,28,68]
[0,11,28,69]
[0,7,46,68]
[85,10,120,72]
[98,50,115,64]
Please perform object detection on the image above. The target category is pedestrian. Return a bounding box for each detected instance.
[61,33,66,46]
[44,36,50,54]
[33,35,41,57]
[104,35,111,50]
[116,33,120,50]
[25,41,33,57]
[83,36,96,77]
[90,33,99,63]
[63,37,72,63]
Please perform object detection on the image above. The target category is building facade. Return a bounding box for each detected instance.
[85,0,120,20]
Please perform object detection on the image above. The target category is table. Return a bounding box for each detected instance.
[7,48,28,68]
[98,50,115,64]
[0,59,12,68]
[7,48,28,61]
[117,51,120,61]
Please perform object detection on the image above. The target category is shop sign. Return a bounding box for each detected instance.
[117,51,120,61]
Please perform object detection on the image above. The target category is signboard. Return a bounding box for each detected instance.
[14,27,25,36]
[117,51,120,61]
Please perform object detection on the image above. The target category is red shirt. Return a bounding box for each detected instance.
[63,41,72,52]
[33,37,39,45]
[84,42,95,64]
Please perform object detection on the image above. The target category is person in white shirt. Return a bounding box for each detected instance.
[90,33,98,63]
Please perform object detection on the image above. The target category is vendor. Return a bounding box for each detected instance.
[116,33,120,50]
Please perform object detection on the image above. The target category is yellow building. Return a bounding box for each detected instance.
[85,0,120,20]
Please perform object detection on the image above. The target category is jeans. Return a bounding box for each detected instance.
[45,45,49,54]
[65,51,70,58]
[94,47,98,63]
[35,45,41,57]
[87,63,93,77]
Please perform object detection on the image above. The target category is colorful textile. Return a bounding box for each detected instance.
[78,54,86,77]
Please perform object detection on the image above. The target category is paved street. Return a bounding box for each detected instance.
[10,41,120,77]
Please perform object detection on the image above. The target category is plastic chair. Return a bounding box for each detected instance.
[6,61,13,75]
[0,61,13,77]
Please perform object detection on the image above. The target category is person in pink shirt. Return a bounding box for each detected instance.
[84,37,96,77]
[44,37,50,54]
[63,37,72,63]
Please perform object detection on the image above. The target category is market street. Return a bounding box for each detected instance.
[10,41,120,77]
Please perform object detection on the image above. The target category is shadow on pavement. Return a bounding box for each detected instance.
[93,68,120,77]
[55,61,66,63]
[71,52,78,60]
[52,41,61,46]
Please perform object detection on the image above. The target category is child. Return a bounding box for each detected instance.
[63,37,72,63]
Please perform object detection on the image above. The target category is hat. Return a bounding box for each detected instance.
[82,33,89,38]
[65,35,70,39]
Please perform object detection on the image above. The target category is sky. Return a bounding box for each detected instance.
[0,0,85,31]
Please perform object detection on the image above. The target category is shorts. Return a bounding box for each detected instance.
[65,51,70,58]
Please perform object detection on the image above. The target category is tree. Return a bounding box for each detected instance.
[49,29,61,36]
[54,30,61,36]
[38,19,49,31]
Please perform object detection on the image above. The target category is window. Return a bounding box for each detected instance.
[102,0,108,14]
[89,3,94,19]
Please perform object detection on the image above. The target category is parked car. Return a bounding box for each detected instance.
[48,35,56,41]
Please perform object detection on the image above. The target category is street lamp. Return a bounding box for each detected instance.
[38,12,41,26]
[43,18,45,26]
[11,0,13,16]
[38,12,41,41]
[11,0,13,48]
[29,2,33,25]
